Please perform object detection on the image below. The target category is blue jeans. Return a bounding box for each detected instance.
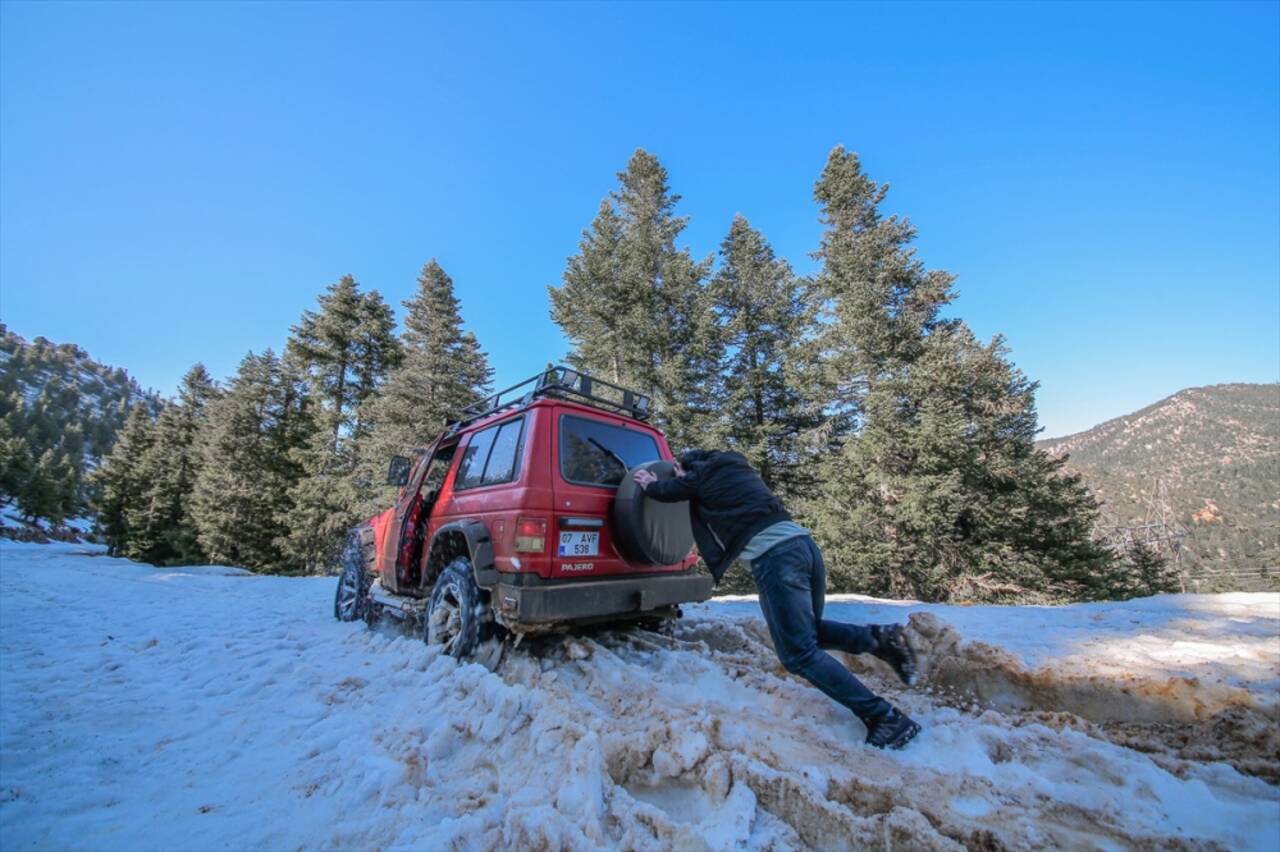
[750,535,892,722]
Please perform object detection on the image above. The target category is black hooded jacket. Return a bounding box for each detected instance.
[643,450,791,583]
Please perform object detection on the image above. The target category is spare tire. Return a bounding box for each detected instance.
[612,460,695,566]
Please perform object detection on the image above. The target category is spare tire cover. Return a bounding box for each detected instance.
[611,460,695,566]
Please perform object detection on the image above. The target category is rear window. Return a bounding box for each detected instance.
[559,414,661,488]
[456,417,525,490]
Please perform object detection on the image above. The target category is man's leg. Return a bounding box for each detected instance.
[751,537,892,722]
[805,537,879,656]
[805,538,918,686]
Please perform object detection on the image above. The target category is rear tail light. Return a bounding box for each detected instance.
[515,517,547,553]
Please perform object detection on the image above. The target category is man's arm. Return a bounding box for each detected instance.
[633,467,699,502]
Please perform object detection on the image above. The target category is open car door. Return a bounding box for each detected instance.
[377,435,445,595]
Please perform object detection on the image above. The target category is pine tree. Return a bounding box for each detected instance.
[0,392,25,450]
[171,364,220,560]
[549,201,629,382]
[805,147,1116,601]
[1126,541,1181,597]
[352,291,402,439]
[125,365,220,564]
[49,449,79,525]
[287,275,401,443]
[359,259,493,508]
[192,351,313,572]
[24,378,76,459]
[17,449,75,524]
[810,146,958,428]
[549,150,718,452]
[52,427,85,522]
[710,215,822,500]
[282,276,401,570]
[94,404,155,553]
[123,402,181,561]
[278,426,361,574]
[0,420,33,503]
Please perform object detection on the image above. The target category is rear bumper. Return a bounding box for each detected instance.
[494,571,713,625]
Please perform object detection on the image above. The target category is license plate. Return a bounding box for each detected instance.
[559,531,599,557]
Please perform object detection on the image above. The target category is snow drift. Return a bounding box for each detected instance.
[1,541,1276,850]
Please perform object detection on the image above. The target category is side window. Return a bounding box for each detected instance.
[482,419,524,485]
[408,451,432,485]
[455,417,525,490]
[456,428,497,489]
[423,446,457,491]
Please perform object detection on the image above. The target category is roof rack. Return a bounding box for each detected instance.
[446,366,651,434]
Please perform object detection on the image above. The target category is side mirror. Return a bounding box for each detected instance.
[386,455,412,487]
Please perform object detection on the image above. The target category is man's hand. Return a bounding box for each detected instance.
[633,469,658,490]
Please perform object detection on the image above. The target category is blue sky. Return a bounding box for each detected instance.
[1,1,1276,438]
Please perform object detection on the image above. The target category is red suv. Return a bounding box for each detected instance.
[333,367,713,656]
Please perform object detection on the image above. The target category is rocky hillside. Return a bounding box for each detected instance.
[0,324,161,522]
[1039,384,1279,590]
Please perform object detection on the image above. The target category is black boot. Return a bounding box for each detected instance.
[864,707,921,750]
[870,624,918,686]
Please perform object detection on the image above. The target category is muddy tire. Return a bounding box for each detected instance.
[637,614,676,635]
[426,557,485,659]
[333,530,371,622]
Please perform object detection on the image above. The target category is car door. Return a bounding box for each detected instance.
[377,435,445,594]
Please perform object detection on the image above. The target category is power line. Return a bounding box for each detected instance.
[1094,477,1192,589]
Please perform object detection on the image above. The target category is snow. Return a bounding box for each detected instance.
[0,509,96,541]
[706,592,1280,717]
[61,516,94,535]
[1,540,1277,850]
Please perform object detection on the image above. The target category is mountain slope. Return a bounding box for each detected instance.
[0,324,162,522]
[1038,383,1280,589]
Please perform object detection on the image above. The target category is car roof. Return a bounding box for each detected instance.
[455,396,662,438]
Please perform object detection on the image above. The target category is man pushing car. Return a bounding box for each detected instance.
[633,449,922,749]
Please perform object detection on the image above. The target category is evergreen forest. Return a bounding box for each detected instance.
[3,147,1192,601]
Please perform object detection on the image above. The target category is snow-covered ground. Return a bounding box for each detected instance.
[0,507,94,540]
[1,542,1277,850]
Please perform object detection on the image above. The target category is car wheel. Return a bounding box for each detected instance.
[426,557,484,659]
[333,530,370,622]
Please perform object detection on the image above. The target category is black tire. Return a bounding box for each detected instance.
[637,613,676,634]
[425,557,485,659]
[333,530,370,622]
[612,460,695,566]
